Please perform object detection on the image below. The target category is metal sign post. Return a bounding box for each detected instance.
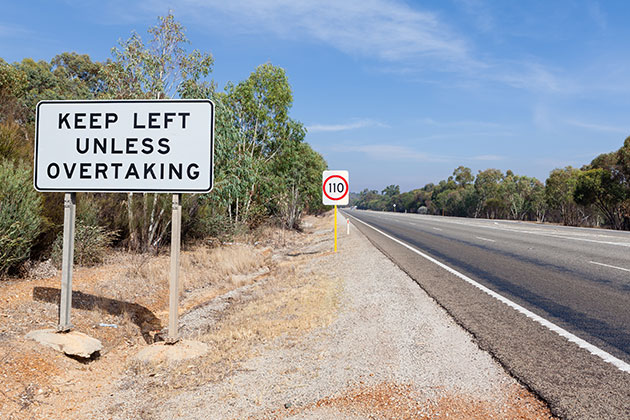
[58,192,76,332]
[167,193,182,344]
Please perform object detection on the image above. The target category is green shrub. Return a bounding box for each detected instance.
[185,202,235,242]
[51,222,116,267]
[0,159,43,275]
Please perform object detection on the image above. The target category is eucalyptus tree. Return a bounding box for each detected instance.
[575,150,629,230]
[545,167,583,226]
[224,63,315,226]
[474,168,504,218]
[502,174,542,220]
[103,13,214,251]
[453,165,474,187]
[574,168,625,229]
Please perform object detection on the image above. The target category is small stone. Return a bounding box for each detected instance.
[284,402,292,409]
[26,329,102,359]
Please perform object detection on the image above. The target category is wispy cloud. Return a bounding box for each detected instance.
[565,119,628,134]
[469,154,504,161]
[0,22,32,38]
[456,0,495,33]
[419,117,504,129]
[534,153,595,169]
[307,119,387,133]
[148,0,472,65]
[489,60,567,92]
[416,118,515,139]
[126,0,575,93]
[334,143,505,163]
[334,144,448,162]
[586,1,607,30]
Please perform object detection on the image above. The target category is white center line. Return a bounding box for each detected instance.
[433,227,443,231]
[476,236,496,242]
[589,261,630,273]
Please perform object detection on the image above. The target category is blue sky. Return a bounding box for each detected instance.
[2,0,630,192]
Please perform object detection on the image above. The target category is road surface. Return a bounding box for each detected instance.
[343,209,630,419]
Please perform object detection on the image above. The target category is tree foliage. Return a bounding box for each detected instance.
[352,143,630,230]
[100,13,217,252]
[0,159,42,274]
[104,13,213,100]
[0,12,327,274]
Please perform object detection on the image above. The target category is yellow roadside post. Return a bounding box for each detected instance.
[322,170,349,253]
[334,205,338,252]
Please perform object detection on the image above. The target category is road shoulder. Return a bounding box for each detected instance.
[151,212,553,419]
[347,210,630,419]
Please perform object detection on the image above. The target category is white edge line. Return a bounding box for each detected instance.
[589,261,630,273]
[346,213,630,373]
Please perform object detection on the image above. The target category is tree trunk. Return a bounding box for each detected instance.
[127,193,136,251]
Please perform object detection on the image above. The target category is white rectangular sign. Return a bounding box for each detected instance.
[34,100,214,193]
[322,170,349,205]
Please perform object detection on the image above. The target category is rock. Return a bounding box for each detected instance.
[134,340,209,364]
[26,329,103,359]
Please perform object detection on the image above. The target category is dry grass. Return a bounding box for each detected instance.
[200,267,339,354]
[129,263,342,392]
[117,243,272,318]
[181,244,271,290]
[0,215,334,419]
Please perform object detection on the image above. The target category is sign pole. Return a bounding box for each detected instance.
[347,218,350,235]
[334,205,338,252]
[58,192,76,332]
[322,170,348,252]
[167,193,182,344]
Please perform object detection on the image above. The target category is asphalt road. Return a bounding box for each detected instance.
[343,209,630,419]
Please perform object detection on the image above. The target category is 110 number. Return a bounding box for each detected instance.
[328,182,345,194]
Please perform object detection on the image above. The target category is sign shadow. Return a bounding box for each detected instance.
[32,286,162,344]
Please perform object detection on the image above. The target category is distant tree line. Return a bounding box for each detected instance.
[0,13,327,275]
[351,138,630,231]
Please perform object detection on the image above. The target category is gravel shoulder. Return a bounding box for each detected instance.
[150,213,554,419]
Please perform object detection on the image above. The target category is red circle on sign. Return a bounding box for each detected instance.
[323,175,349,201]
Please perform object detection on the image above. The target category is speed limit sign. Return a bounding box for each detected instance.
[322,170,349,205]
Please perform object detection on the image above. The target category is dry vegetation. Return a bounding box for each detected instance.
[127,265,341,397]
[0,212,555,420]
[0,213,336,419]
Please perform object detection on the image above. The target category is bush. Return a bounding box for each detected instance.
[0,159,43,275]
[185,202,235,243]
[1,121,32,162]
[51,222,116,267]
